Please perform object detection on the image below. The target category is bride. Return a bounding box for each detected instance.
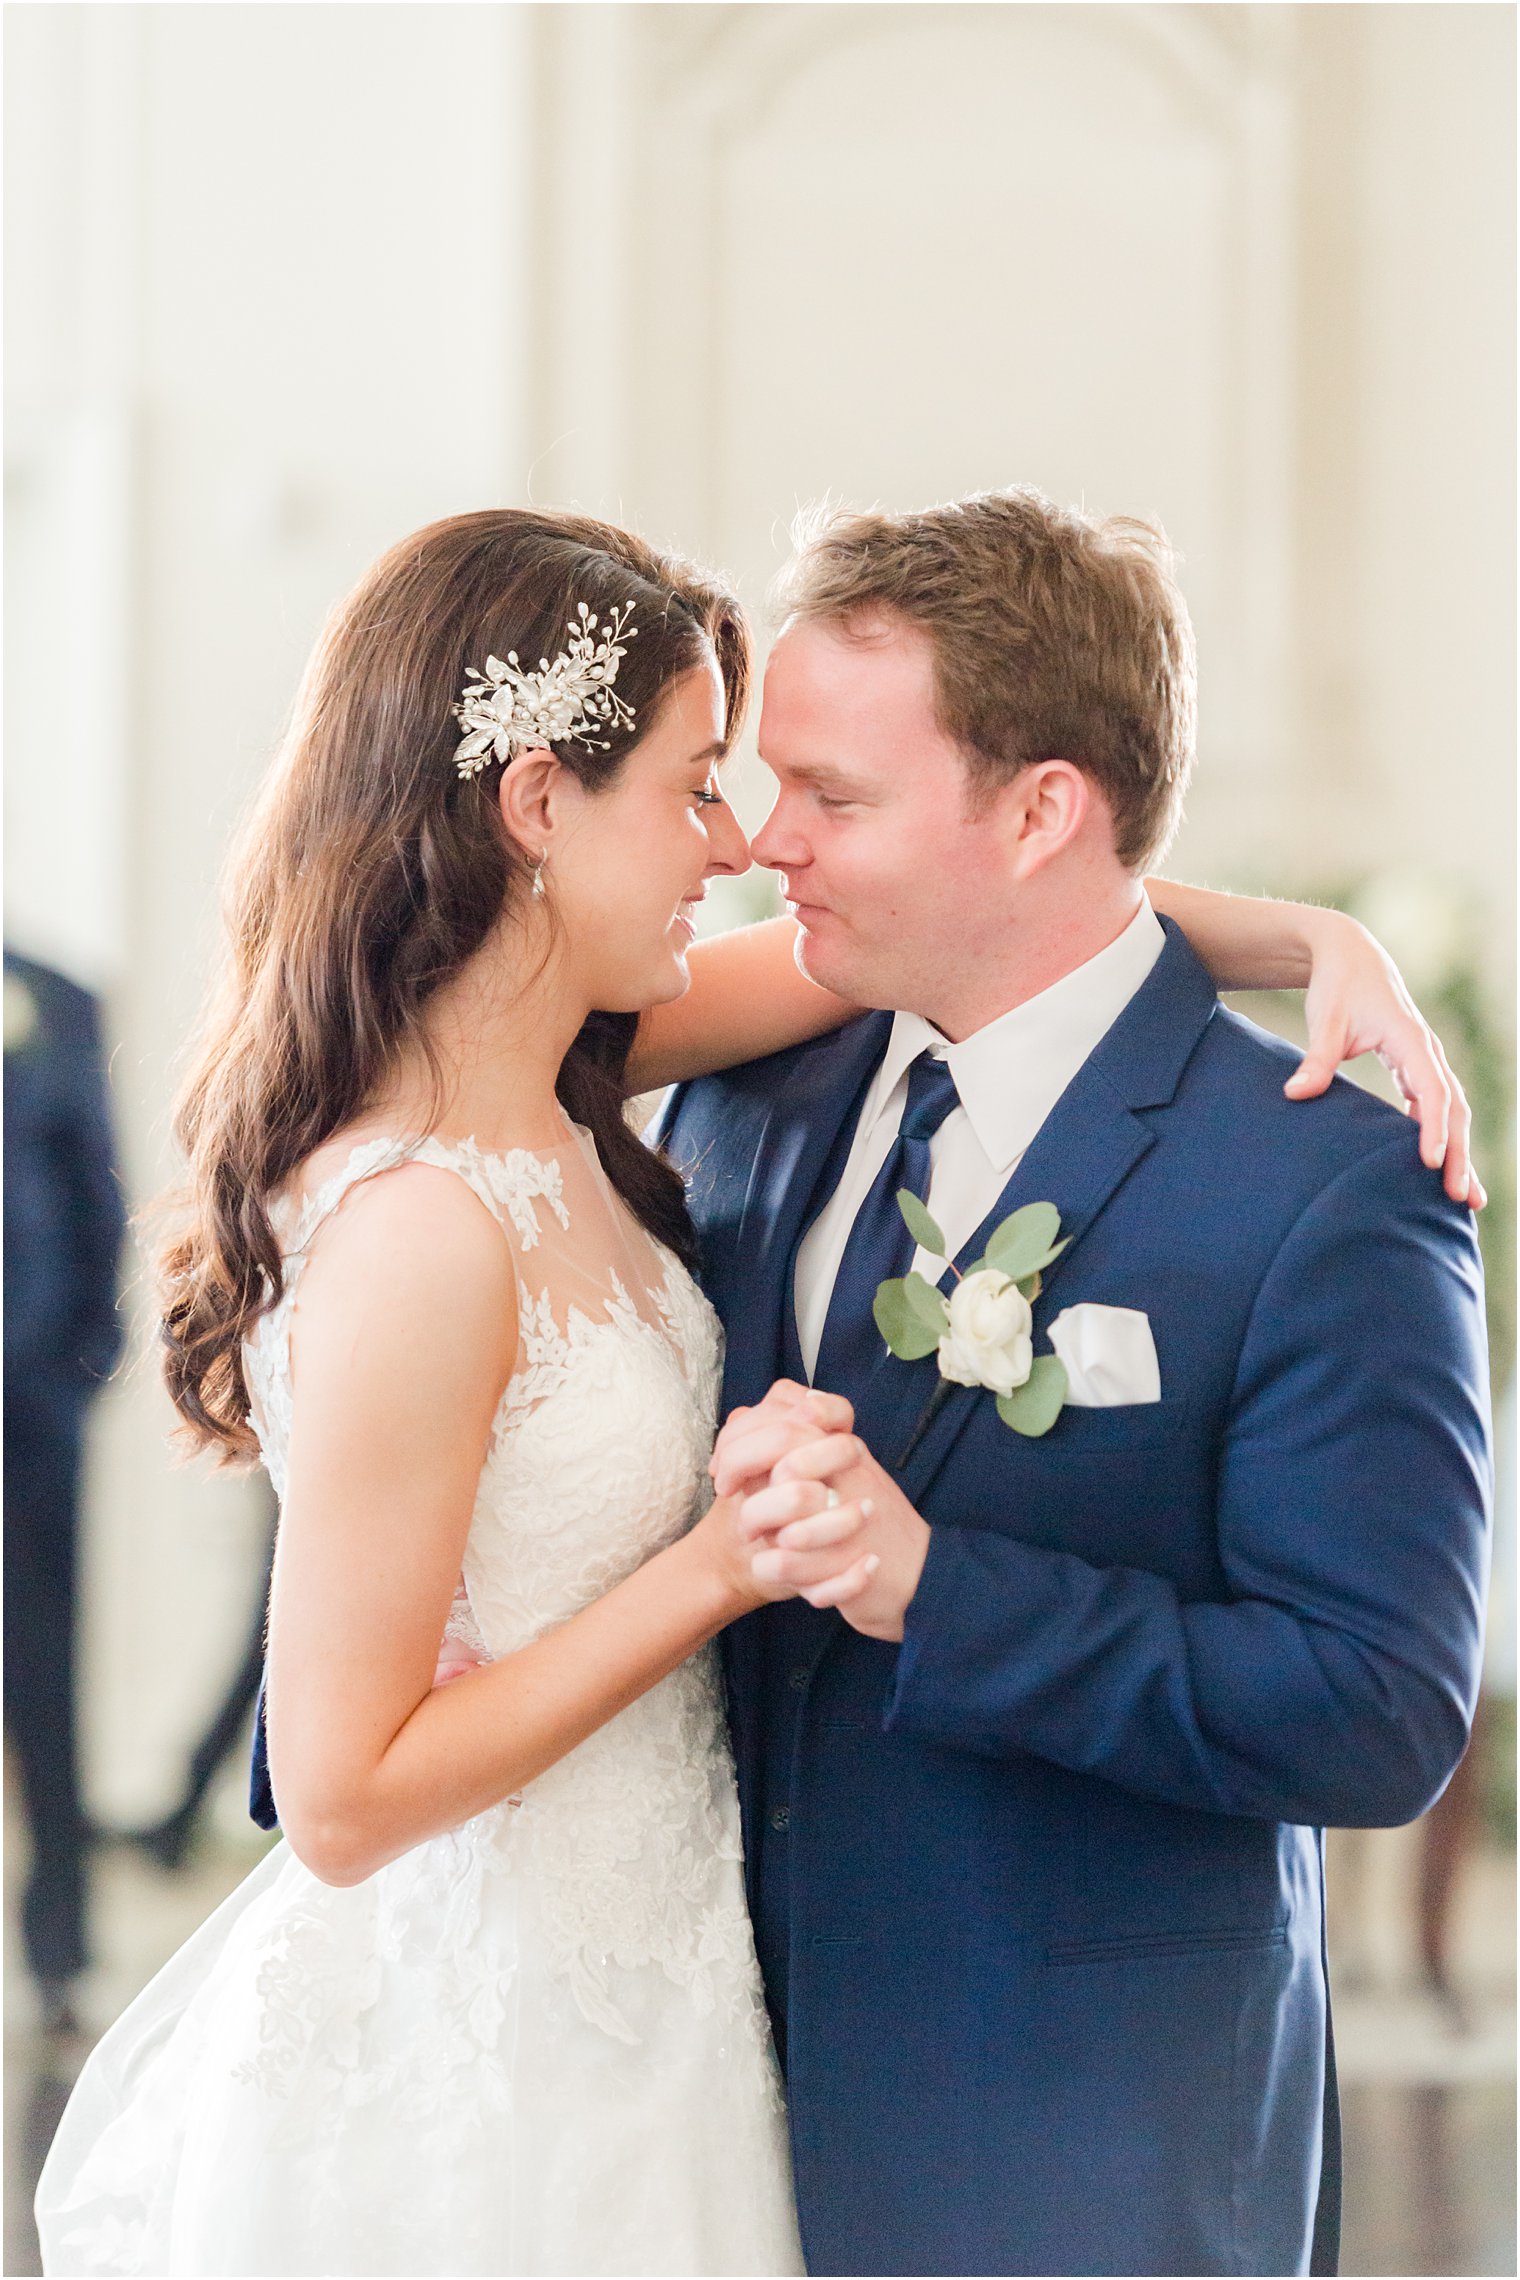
[36,508,1475,2278]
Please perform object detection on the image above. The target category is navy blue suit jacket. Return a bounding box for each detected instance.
[654,922,1490,2278]
[4,948,125,1410]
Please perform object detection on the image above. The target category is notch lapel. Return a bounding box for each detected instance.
[890,921,1219,1506]
[886,1065,1154,1497]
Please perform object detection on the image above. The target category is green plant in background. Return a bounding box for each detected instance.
[1482,1694,1517,1846]
[1353,876,1516,1401]
[1256,873,1514,1387]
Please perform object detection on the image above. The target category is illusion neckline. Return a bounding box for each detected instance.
[272,1124,594,1239]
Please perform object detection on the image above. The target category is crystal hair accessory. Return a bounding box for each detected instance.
[452,601,639,779]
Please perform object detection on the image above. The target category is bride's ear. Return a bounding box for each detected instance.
[496,747,571,865]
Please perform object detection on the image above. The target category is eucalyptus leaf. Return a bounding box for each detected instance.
[995,1353,1069,1437]
[896,1189,946,1258]
[902,1271,951,1337]
[985,1205,1067,1283]
[873,1277,944,1361]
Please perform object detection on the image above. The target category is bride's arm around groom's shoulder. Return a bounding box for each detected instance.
[1145,875,1483,1204]
[630,890,1483,1203]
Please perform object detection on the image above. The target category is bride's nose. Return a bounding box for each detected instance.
[702,796,750,880]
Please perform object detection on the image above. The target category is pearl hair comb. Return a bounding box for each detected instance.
[452,602,638,779]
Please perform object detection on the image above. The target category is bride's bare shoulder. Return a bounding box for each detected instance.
[282,1147,519,1396]
[269,1125,517,1301]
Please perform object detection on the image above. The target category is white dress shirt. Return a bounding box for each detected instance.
[794,899,1167,1379]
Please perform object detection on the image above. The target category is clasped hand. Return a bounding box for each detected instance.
[708,1383,930,1643]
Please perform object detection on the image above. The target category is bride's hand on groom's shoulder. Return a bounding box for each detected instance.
[1288,907,1484,1208]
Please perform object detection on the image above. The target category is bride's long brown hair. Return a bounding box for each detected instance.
[160,509,749,1461]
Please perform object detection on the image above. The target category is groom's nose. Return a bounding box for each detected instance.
[750,785,806,875]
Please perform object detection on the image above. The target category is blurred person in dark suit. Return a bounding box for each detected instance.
[4,947,126,2031]
[124,1482,276,1871]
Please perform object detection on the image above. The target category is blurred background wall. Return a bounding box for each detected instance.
[4,6,1514,2275]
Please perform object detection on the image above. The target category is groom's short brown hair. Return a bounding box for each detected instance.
[775,488,1197,871]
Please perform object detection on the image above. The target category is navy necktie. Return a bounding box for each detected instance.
[814,1051,961,1398]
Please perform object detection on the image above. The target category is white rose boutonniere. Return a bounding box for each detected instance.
[872,1191,1071,1437]
[938,1269,1035,1397]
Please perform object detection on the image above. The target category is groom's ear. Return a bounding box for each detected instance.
[1003,758,1094,879]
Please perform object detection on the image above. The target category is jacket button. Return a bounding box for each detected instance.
[788,1666,809,1691]
[770,1805,791,1832]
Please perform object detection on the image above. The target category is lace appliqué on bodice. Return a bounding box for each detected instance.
[241,1127,771,2074]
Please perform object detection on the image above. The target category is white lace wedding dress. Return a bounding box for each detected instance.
[36,1129,803,2278]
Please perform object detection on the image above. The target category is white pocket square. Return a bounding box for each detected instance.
[1046,1304,1161,1407]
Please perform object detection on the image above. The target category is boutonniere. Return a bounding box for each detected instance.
[873,1191,1071,1437]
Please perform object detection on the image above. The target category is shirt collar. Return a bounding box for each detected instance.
[876,899,1167,1173]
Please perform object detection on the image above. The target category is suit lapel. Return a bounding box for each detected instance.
[888,1064,1155,1495]
[718,1013,892,1414]
[892,921,1219,1505]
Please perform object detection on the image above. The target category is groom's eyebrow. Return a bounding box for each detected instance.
[782,759,869,796]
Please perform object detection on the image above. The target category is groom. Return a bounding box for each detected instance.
[653,491,1491,2278]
